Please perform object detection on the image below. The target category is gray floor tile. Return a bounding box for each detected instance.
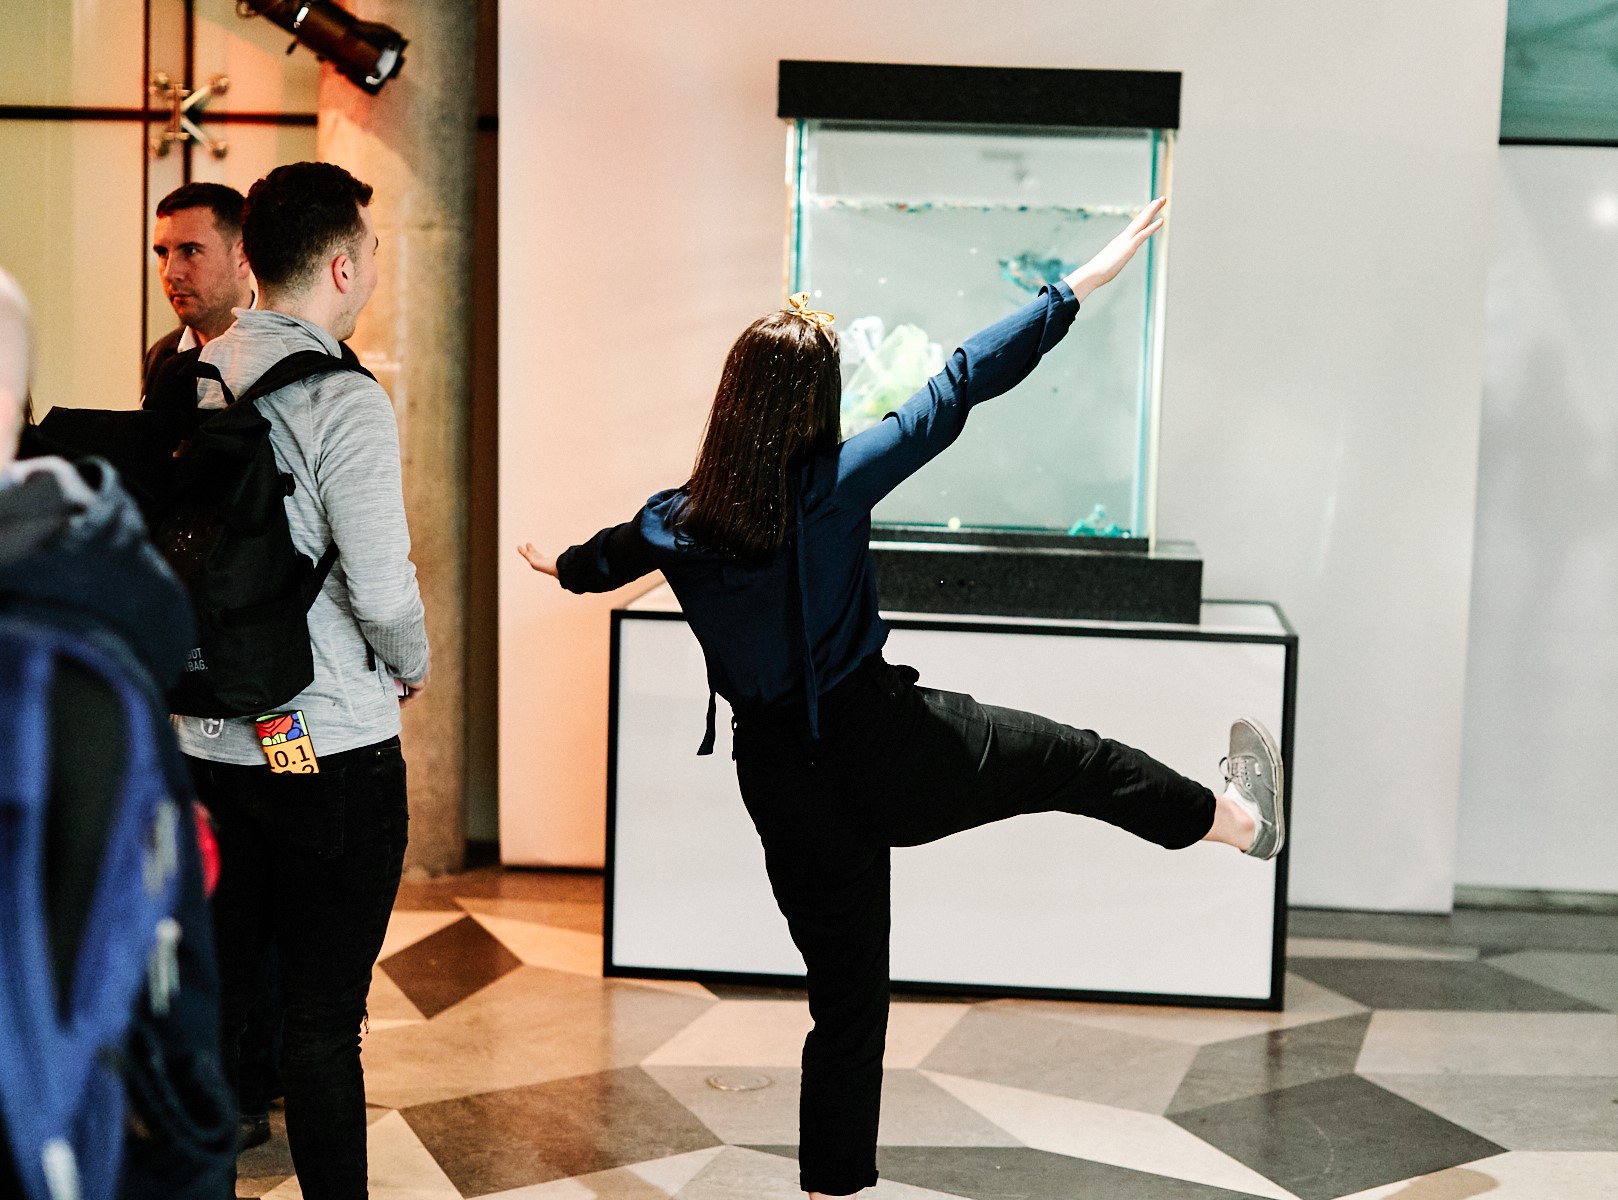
[1286,958,1605,1012]
[1485,950,1618,1012]
[1171,1074,1504,1200]
[1363,1074,1618,1151]
[1356,1011,1618,1076]
[1166,1013,1371,1114]
[235,1107,294,1198]
[454,894,606,935]
[401,1066,722,1196]
[682,1146,970,1199]
[362,967,713,1109]
[919,1004,1197,1112]
[1289,907,1618,955]
[646,1066,1019,1148]
[747,1145,1275,1200]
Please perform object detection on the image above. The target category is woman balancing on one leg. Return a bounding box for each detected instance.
[517,196,1284,1199]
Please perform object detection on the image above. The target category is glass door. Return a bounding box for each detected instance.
[0,0,319,419]
[142,0,320,358]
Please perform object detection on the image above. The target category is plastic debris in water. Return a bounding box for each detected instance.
[1068,504,1131,538]
[840,315,886,370]
[1000,251,1077,295]
[840,321,944,438]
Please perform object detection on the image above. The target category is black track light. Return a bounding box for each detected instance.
[238,0,408,95]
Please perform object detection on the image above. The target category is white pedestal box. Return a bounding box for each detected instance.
[606,584,1295,1008]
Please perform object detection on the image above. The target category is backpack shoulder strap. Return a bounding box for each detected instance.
[235,348,376,408]
[143,347,236,418]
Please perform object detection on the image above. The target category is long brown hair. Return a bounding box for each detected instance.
[679,308,841,562]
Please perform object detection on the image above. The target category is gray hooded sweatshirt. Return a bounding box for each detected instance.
[172,308,429,765]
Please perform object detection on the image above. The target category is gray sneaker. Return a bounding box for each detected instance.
[1221,718,1285,860]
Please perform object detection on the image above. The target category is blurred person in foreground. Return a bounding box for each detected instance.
[0,266,233,1199]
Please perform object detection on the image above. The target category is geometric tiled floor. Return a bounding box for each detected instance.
[238,869,1618,1199]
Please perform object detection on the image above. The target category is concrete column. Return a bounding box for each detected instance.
[318,1,477,874]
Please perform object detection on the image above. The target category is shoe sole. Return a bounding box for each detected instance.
[1236,717,1285,858]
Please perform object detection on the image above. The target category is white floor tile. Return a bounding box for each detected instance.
[1334,1151,1618,1200]
[641,1000,972,1069]
[1287,937,1480,961]
[1357,1012,1618,1076]
[261,1111,461,1200]
[473,912,605,976]
[991,972,1366,1046]
[921,1070,1299,1199]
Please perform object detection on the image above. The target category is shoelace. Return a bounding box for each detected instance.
[1221,754,1263,794]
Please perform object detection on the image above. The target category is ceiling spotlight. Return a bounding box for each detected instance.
[238,0,407,95]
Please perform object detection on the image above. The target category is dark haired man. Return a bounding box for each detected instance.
[144,181,254,388]
[179,160,429,1199]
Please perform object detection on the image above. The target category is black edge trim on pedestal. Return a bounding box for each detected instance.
[603,608,624,978]
[1500,136,1618,149]
[604,596,1296,1010]
[601,962,1278,1011]
[778,60,1180,130]
[1270,631,1300,1010]
[614,600,1297,646]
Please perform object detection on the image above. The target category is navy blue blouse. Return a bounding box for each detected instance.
[556,280,1080,749]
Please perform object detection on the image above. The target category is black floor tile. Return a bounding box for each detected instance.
[381,915,522,1018]
[1167,1014,1372,1114]
[403,1067,721,1196]
[1171,1074,1504,1200]
[1287,958,1603,1012]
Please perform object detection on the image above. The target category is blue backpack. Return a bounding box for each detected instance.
[0,618,184,1200]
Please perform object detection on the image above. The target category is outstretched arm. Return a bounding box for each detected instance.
[833,198,1165,513]
[518,494,672,593]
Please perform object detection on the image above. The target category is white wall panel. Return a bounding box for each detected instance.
[1459,145,1618,895]
[0,122,146,416]
[499,1,1508,912]
[0,0,144,108]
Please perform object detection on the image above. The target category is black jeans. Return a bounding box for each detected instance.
[187,738,408,1200]
[732,658,1216,1197]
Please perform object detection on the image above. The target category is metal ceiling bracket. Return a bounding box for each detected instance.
[148,72,231,159]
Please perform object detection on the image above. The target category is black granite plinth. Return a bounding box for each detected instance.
[871,537,1203,624]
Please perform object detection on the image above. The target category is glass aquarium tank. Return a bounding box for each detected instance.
[782,61,1176,548]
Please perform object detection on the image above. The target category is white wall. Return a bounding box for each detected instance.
[1458,145,1618,895]
[499,1,1508,911]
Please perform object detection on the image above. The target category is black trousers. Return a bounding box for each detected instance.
[732,658,1217,1197]
[187,738,408,1200]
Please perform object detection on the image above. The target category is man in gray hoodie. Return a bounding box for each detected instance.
[177,162,429,1200]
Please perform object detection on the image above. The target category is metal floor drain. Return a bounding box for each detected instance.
[705,1071,774,1092]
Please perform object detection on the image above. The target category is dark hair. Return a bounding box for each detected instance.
[679,309,841,562]
[241,161,373,292]
[155,181,245,240]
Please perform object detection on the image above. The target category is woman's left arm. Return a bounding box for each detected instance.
[519,511,662,593]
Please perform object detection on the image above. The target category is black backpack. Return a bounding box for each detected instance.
[39,348,374,717]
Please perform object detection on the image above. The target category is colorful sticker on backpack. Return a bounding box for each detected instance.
[255,710,320,774]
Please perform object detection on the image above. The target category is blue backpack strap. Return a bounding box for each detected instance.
[0,620,183,1200]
